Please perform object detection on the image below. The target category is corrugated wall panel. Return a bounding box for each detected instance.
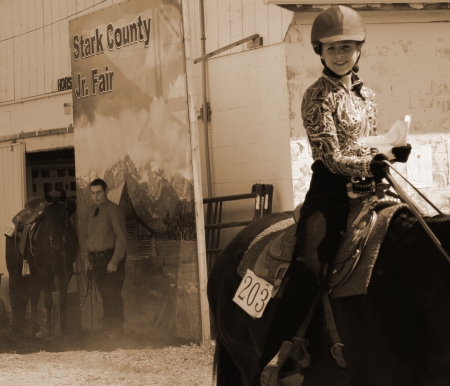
[0,143,26,310]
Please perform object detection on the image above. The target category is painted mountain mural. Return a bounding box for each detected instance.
[77,154,195,239]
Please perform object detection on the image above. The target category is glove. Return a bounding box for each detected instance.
[370,154,389,181]
[391,144,412,163]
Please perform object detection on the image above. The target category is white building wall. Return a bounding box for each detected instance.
[201,0,292,56]
[207,44,293,199]
[0,0,126,135]
[187,0,295,223]
[0,94,73,136]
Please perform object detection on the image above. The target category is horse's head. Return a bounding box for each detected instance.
[44,190,76,250]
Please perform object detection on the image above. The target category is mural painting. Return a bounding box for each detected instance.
[69,0,201,340]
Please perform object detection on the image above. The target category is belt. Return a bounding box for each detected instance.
[346,177,376,198]
[89,248,114,257]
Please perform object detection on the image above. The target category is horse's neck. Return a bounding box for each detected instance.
[33,218,49,249]
[386,213,450,278]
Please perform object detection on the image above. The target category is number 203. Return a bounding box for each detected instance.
[237,275,270,313]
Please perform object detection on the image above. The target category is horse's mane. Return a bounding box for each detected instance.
[423,214,450,224]
[383,207,450,248]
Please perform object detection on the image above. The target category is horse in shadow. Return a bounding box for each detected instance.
[5,190,79,336]
[208,209,450,386]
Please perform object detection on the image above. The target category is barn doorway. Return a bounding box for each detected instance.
[25,147,79,328]
[26,148,76,200]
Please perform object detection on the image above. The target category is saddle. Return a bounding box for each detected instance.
[239,200,408,304]
[259,200,409,386]
[329,202,408,299]
[4,197,48,258]
[237,217,296,298]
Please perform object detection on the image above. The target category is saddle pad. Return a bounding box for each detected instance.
[238,218,296,298]
[330,203,408,299]
[3,222,15,237]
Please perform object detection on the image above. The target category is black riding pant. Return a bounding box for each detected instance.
[294,161,350,275]
[91,249,126,333]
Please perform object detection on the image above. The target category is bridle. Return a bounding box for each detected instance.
[46,201,69,251]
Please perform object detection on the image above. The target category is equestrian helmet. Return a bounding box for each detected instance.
[311,5,366,54]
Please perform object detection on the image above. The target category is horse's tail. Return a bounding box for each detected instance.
[213,334,243,386]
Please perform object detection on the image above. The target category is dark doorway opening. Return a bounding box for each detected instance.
[26,148,76,200]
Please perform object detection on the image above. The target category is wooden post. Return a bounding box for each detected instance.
[181,0,211,342]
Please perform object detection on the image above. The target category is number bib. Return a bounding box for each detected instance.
[233,269,273,318]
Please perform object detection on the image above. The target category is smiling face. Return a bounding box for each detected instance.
[90,184,107,206]
[321,41,360,76]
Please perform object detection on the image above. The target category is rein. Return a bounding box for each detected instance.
[383,161,450,265]
[46,201,72,295]
[46,201,68,251]
[46,201,93,311]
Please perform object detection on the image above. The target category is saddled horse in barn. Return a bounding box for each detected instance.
[208,181,450,385]
[5,190,79,336]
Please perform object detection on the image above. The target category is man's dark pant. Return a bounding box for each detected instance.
[91,250,126,333]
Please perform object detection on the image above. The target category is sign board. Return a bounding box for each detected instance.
[69,0,202,341]
[57,77,72,91]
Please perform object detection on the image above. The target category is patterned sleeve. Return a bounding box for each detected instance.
[301,84,377,178]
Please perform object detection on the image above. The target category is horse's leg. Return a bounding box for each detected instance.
[214,305,262,386]
[333,296,415,386]
[43,281,54,336]
[29,277,42,334]
[215,334,254,386]
[58,270,73,334]
[9,266,30,334]
[5,238,30,334]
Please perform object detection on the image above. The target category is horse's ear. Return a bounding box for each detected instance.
[44,190,52,202]
[60,189,67,201]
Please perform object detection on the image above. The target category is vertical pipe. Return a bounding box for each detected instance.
[182,0,211,342]
[199,0,213,198]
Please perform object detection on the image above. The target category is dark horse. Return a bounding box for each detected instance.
[5,190,79,336]
[208,209,450,386]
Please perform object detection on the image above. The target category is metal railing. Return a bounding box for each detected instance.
[203,184,273,273]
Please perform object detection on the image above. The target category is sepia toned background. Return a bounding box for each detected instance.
[1,0,450,341]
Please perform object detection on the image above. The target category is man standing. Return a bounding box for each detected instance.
[82,178,127,338]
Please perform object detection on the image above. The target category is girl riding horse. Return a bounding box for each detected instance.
[296,5,411,279]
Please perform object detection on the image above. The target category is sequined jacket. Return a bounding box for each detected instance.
[301,73,378,178]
